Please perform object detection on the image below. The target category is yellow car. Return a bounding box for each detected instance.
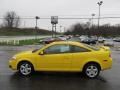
[9,41,112,78]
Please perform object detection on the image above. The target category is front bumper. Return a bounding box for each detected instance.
[9,60,17,70]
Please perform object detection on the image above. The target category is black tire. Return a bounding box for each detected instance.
[18,62,34,76]
[83,63,100,78]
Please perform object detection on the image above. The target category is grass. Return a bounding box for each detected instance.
[19,39,41,45]
[0,28,53,36]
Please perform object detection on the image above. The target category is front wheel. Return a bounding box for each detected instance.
[83,63,100,78]
[18,62,34,76]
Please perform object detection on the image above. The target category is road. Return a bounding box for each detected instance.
[0,45,120,90]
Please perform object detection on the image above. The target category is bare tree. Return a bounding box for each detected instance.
[65,22,120,36]
[3,11,20,28]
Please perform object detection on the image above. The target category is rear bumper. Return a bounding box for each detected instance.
[101,58,113,71]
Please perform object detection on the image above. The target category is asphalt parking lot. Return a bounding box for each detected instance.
[0,44,120,90]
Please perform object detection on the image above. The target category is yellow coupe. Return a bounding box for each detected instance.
[9,41,112,78]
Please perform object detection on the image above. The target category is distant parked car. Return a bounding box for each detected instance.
[67,37,81,42]
[90,36,98,41]
[79,35,89,42]
[81,38,96,44]
[39,37,63,44]
[113,37,120,42]
[98,37,106,43]
[58,36,69,41]
[104,39,114,46]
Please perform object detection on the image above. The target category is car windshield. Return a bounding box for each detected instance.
[83,44,100,51]
[32,45,45,53]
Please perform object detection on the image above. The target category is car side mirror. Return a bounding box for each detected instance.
[39,51,44,55]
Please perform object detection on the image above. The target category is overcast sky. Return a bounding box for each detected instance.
[0,0,120,31]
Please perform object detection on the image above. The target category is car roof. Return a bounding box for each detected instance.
[44,41,94,51]
[40,41,94,52]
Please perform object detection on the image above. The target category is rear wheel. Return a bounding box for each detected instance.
[83,63,100,78]
[18,62,34,76]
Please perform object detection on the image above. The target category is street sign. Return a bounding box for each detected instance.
[51,16,58,24]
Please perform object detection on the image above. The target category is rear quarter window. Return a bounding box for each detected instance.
[70,45,91,53]
[83,44,100,51]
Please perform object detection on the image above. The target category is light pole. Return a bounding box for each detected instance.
[97,1,103,30]
[24,21,26,28]
[35,16,40,29]
[91,14,95,28]
[35,16,40,39]
[60,25,62,34]
[64,27,66,34]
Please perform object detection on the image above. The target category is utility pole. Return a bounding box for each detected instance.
[64,27,66,33]
[97,1,103,30]
[55,24,57,38]
[91,14,95,28]
[52,24,54,37]
[60,25,62,35]
[24,21,26,28]
[35,16,40,39]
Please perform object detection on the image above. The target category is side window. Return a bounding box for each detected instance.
[70,45,90,53]
[44,44,70,54]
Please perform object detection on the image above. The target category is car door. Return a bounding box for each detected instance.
[36,44,73,71]
[70,45,91,71]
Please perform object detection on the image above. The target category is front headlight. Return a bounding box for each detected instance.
[11,56,16,60]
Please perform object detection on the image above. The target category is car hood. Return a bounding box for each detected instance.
[15,50,33,57]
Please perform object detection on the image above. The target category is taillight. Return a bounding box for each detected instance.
[109,53,111,57]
